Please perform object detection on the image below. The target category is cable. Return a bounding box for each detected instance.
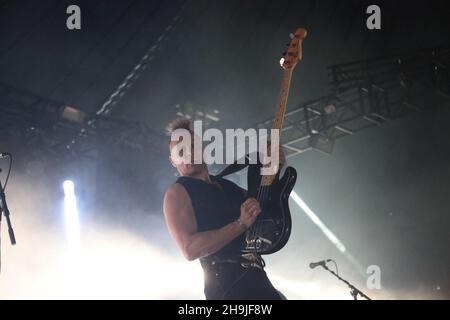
[218,266,251,300]
[329,259,339,276]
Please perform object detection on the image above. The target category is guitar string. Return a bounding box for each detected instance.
[251,184,268,249]
[255,185,269,267]
[249,185,264,243]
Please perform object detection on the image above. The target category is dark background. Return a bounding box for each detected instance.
[0,0,449,299]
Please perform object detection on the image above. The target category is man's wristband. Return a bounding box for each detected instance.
[236,219,249,231]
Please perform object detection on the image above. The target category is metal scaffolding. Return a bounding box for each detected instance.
[0,81,165,163]
[254,45,450,158]
[2,46,449,163]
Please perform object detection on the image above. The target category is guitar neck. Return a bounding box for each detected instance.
[260,68,294,187]
[273,69,293,132]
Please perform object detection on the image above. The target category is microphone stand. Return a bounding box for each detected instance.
[0,168,16,246]
[320,264,371,300]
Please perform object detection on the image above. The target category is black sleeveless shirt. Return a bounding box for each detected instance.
[176,175,246,260]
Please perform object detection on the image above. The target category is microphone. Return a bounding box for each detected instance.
[309,259,332,269]
[0,152,11,159]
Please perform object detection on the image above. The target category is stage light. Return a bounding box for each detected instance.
[175,102,220,127]
[63,180,74,195]
[309,134,334,155]
[290,190,346,253]
[61,106,87,124]
[324,103,336,114]
[63,180,81,253]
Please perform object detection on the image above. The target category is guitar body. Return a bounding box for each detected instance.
[242,166,297,255]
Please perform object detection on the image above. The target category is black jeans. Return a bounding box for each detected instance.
[203,262,283,300]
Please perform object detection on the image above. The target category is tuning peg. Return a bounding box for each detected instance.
[289,33,295,39]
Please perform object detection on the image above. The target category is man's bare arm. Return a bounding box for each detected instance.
[163,183,260,261]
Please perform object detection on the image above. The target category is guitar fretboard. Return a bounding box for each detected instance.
[260,68,293,187]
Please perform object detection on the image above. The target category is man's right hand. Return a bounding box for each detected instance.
[239,198,262,228]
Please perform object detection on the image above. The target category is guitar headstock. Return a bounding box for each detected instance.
[280,28,307,70]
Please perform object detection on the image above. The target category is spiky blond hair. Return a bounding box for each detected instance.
[165,117,193,136]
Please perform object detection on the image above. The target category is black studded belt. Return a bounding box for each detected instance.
[202,253,265,271]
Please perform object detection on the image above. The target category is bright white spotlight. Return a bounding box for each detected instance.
[63,180,81,253]
[63,180,75,195]
[290,190,346,253]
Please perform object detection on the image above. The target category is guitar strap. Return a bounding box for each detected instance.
[215,153,261,178]
[215,152,280,193]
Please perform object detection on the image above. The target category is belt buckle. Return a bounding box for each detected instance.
[240,253,263,269]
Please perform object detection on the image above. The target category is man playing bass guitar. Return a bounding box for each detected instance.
[163,118,286,300]
[163,28,306,300]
